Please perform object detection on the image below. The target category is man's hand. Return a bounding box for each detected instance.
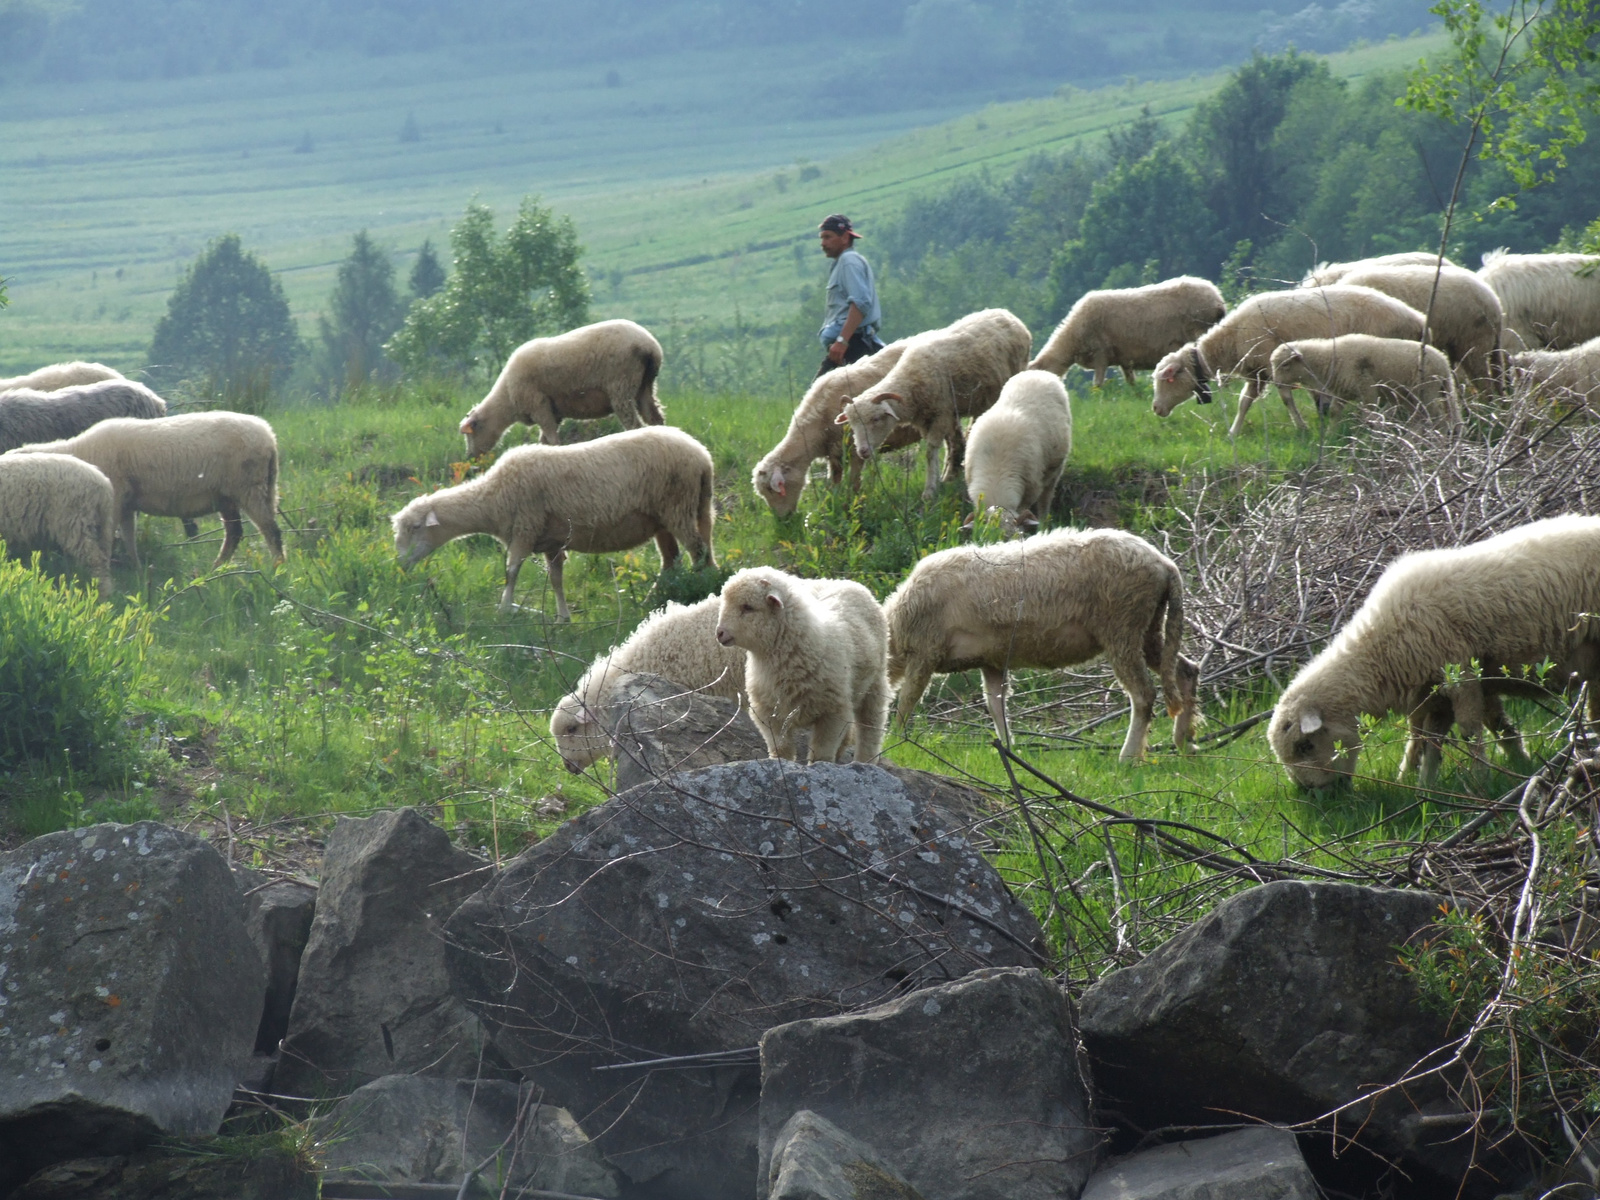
[827,338,848,364]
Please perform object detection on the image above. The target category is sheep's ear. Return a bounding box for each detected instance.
[1160,365,1178,383]
[770,467,786,496]
[1300,711,1323,734]
[960,513,976,532]
[834,411,851,425]
[880,400,900,422]
[1020,510,1041,533]
[425,510,441,527]
[459,416,476,434]
[765,592,784,610]
[576,706,597,726]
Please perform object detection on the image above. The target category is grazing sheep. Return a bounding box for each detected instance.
[458,319,665,456]
[1151,286,1427,437]
[714,568,889,764]
[1479,250,1600,350]
[1302,252,1456,288]
[1267,336,1458,426]
[1398,674,1559,785]
[836,308,1031,501]
[12,412,282,571]
[883,528,1199,758]
[0,361,124,392]
[1027,276,1226,387]
[0,379,167,453]
[550,596,746,772]
[0,453,116,598]
[1268,514,1600,788]
[1337,264,1503,385]
[1507,334,1600,406]
[962,369,1073,537]
[392,426,715,621]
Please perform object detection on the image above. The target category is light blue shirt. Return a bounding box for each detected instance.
[819,248,881,346]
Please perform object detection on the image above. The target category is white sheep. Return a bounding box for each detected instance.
[12,412,283,570]
[458,319,666,456]
[1268,514,1600,788]
[1027,276,1226,387]
[0,453,116,598]
[0,379,168,453]
[1151,286,1427,437]
[550,596,746,772]
[1301,252,1456,287]
[1479,250,1600,350]
[392,425,715,621]
[1337,264,1503,385]
[1267,336,1458,426]
[714,568,889,764]
[962,369,1073,537]
[835,308,1031,501]
[1507,334,1600,406]
[0,361,124,392]
[883,528,1199,758]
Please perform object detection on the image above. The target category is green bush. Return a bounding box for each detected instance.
[0,550,153,773]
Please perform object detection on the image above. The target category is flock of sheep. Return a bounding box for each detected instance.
[4,246,1600,788]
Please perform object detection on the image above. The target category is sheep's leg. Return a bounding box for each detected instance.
[892,662,937,732]
[1120,365,1137,387]
[918,438,942,501]
[654,531,681,571]
[182,519,200,540]
[1227,379,1261,438]
[847,449,863,492]
[1483,689,1527,760]
[538,549,568,621]
[215,502,244,567]
[853,681,890,764]
[1034,468,1063,528]
[808,712,850,765]
[1110,654,1157,761]
[944,421,967,478]
[827,449,844,486]
[980,666,1011,745]
[1092,361,1108,388]
[241,495,286,564]
[1276,381,1310,432]
[118,505,141,572]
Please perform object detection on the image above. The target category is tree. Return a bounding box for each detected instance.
[316,231,405,392]
[409,239,446,299]
[386,197,590,377]
[148,234,299,389]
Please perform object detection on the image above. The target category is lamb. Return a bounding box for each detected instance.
[1507,335,1600,406]
[1301,252,1456,288]
[392,425,715,621]
[0,379,168,453]
[962,369,1073,537]
[1027,276,1226,387]
[1268,514,1600,788]
[883,528,1199,758]
[550,596,746,772]
[1337,264,1503,385]
[11,412,283,571]
[1151,285,1427,437]
[835,307,1031,501]
[457,319,665,456]
[1478,250,1600,351]
[0,361,124,392]
[0,453,116,599]
[1267,336,1458,426]
[714,567,889,764]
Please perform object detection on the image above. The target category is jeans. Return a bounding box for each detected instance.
[815,327,886,377]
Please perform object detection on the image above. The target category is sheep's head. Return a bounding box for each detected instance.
[391,503,449,566]
[1152,348,1202,416]
[1268,700,1363,789]
[459,405,501,458]
[835,394,902,458]
[716,570,787,651]
[753,456,804,518]
[550,691,611,773]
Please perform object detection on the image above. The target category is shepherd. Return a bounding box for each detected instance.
[816,213,885,376]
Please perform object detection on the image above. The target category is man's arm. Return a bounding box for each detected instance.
[828,302,865,364]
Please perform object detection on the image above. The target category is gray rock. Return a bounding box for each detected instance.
[1079,881,1466,1189]
[231,868,316,1055]
[320,1074,622,1198]
[274,808,500,1098]
[8,1143,318,1199]
[0,823,265,1189]
[605,671,772,793]
[1080,1128,1317,1200]
[759,967,1096,1200]
[445,760,1044,1200]
[767,1111,925,1200]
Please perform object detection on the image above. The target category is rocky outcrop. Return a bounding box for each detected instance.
[232,869,316,1056]
[767,1111,925,1200]
[7,1145,317,1200]
[1080,1128,1318,1200]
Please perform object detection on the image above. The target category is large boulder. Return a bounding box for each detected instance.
[319,1074,623,1197]
[1079,881,1467,1191]
[8,1144,317,1200]
[1080,1128,1318,1200]
[0,824,265,1190]
[758,967,1096,1200]
[445,760,1044,1200]
[603,671,771,793]
[767,1111,925,1200]
[231,868,316,1056]
[274,808,499,1098]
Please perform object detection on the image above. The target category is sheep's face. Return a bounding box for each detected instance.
[716,573,785,651]
[1268,702,1362,789]
[459,406,500,458]
[1151,350,1199,417]
[550,693,610,772]
[835,395,901,457]
[753,458,804,517]
[392,507,449,566]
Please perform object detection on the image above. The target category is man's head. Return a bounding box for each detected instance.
[819,213,860,258]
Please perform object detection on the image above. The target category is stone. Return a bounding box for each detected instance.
[605,671,772,793]
[319,1074,622,1198]
[759,967,1097,1200]
[1080,1128,1318,1200]
[231,868,316,1055]
[445,760,1044,1200]
[8,1144,317,1199]
[767,1110,925,1200]
[0,823,265,1191]
[274,808,500,1099]
[1079,881,1468,1191]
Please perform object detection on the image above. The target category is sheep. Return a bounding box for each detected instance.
[457,319,665,456]
[1151,285,1427,437]
[0,361,124,393]
[714,567,889,764]
[835,308,1031,501]
[1301,252,1456,288]
[962,369,1073,537]
[392,425,714,621]
[550,596,746,772]
[1397,673,1560,785]
[1267,336,1458,426]
[1027,276,1226,387]
[883,528,1199,759]
[1337,264,1503,385]
[0,453,116,599]
[1507,334,1600,406]
[1268,514,1600,788]
[0,379,168,454]
[752,336,923,517]
[1479,249,1600,351]
[11,412,282,571]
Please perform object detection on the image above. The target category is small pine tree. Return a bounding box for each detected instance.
[409,239,446,299]
[317,230,405,393]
